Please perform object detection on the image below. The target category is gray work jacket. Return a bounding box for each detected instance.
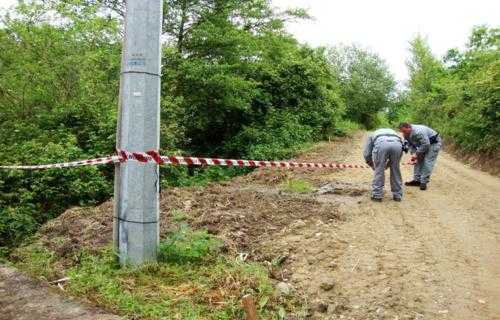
[405,124,439,155]
[363,128,402,163]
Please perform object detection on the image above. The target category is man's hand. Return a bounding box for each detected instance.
[367,160,374,170]
[410,153,424,164]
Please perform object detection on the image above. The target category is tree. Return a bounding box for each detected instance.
[405,35,446,125]
[404,27,499,154]
[0,1,120,249]
[328,44,396,129]
[160,0,343,156]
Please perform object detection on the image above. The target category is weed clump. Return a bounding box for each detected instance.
[158,225,221,264]
[281,179,316,194]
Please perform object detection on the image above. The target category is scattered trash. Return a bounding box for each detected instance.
[49,277,70,285]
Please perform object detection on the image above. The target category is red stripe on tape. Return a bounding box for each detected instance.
[184,157,194,166]
[168,156,179,165]
[132,153,148,163]
[146,150,165,165]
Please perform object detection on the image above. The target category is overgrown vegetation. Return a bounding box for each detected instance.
[0,0,396,250]
[391,26,499,155]
[13,225,302,319]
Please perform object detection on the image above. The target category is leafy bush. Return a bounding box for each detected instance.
[160,165,247,188]
[0,2,119,249]
[227,111,314,160]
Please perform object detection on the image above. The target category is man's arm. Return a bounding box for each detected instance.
[363,135,375,168]
[405,139,417,154]
[414,132,430,155]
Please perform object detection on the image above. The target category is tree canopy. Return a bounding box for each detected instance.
[328,44,396,129]
[401,27,499,154]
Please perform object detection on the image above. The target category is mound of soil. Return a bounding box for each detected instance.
[25,178,346,269]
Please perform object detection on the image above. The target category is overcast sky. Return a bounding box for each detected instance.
[1,0,498,84]
[273,0,499,84]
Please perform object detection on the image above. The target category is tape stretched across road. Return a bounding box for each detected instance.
[0,149,414,171]
[118,150,373,169]
[0,156,119,170]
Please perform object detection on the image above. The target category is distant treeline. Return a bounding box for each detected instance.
[390,26,499,156]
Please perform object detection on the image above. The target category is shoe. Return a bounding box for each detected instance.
[393,197,402,202]
[371,197,382,202]
[405,180,420,187]
[420,183,427,191]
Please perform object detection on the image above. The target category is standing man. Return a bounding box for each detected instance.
[399,123,442,190]
[363,128,404,202]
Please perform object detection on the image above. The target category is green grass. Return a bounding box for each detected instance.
[158,224,221,264]
[13,226,301,320]
[280,179,316,194]
[11,244,60,281]
[329,119,361,137]
[171,209,190,223]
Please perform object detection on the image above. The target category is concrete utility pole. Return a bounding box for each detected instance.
[114,0,164,266]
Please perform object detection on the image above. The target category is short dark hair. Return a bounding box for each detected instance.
[399,122,411,129]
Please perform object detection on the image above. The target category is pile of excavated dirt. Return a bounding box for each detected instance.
[159,184,344,257]
[22,181,346,270]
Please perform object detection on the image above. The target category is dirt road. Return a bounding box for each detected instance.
[262,133,500,319]
[0,266,121,320]
[4,132,499,320]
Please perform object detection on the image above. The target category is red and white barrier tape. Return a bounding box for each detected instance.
[0,150,414,171]
[0,156,119,170]
[117,150,373,169]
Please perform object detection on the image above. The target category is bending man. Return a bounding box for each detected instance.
[363,128,404,202]
[399,123,442,190]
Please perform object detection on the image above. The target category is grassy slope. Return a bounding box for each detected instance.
[11,218,302,320]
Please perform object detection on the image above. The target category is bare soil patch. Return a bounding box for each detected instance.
[0,266,121,320]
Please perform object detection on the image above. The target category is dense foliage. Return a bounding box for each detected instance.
[0,2,120,250]
[394,26,499,155]
[328,45,396,129]
[0,0,396,250]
